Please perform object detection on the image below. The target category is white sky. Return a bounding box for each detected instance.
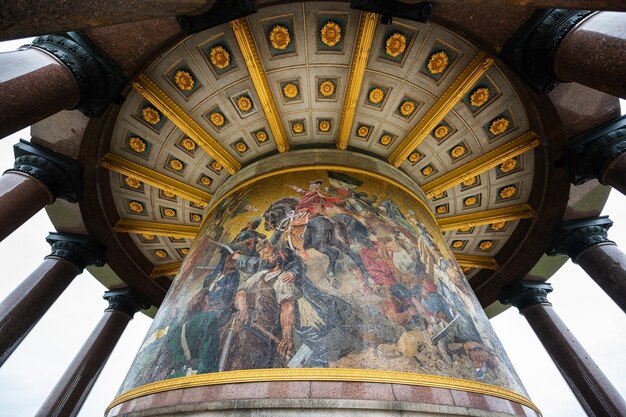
[0,39,624,417]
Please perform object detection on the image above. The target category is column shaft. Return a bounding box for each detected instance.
[555,12,626,99]
[0,171,54,242]
[35,310,132,417]
[602,152,626,196]
[575,243,626,313]
[0,48,80,138]
[0,257,80,367]
[522,303,626,417]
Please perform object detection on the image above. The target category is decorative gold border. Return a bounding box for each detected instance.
[101,153,212,205]
[454,254,499,270]
[151,262,183,278]
[388,52,494,167]
[203,164,437,228]
[132,73,241,174]
[422,131,541,197]
[107,368,539,414]
[336,11,379,150]
[231,18,290,153]
[436,204,536,231]
[114,219,199,239]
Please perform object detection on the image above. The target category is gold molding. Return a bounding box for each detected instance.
[388,52,494,167]
[132,73,240,174]
[336,12,378,150]
[422,131,541,198]
[101,153,212,205]
[107,368,539,414]
[114,219,199,240]
[437,204,535,231]
[151,262,182,278]
[230,18,289,153]
[454,254,499,270]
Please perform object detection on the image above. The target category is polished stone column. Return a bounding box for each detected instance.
[35,289,146,417]
[568,115,626,195]
[0,233,105,367]
[547,216,626,314]
[501,281,626,417]
[555,12,626,99]
[501,9,626,98]
[0,140,82,243]
[0,47,79,138]
[0,32,125,139]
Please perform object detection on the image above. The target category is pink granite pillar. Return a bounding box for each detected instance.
[555,12,626,99]
[0,48,80,139]
[0,233,106,367]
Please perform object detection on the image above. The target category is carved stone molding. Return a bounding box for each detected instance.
[25,32,126,117]
[103,288,149,318]
[500,280,553,311]
[567,115,626,185]
[9,140,82,203]
[546,216,615,260]
[501,8,593,92]
[46,232,107,272]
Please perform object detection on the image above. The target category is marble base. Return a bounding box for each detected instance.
[107,382,539,417]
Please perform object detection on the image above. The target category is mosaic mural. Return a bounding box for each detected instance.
[120,170,526,396]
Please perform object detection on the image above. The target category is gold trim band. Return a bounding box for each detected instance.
[231,18,290,153]
[454,254,499,270]
[336,11,378,150]
[437,204,536,231]
[388,52,494,167]
[133,73,241,174]
[101,153,212,205]
[422,131,541,198]
[107,368,539,414]
[114,219,199,240]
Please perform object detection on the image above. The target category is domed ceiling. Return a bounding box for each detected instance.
[101,2,539,283]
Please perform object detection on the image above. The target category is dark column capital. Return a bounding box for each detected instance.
[566,115,626,186]
[103,289,149,318]
[546,216,614,259]
[46,232,106,272]
[500,8,593,93]
[500,280,553,311]
[7,140,83,202]
[22,31,126,117]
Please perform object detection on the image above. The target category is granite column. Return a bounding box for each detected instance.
[548,216,626,314]
[501,281,626,417]
[35,289,146,417]
[0,233,106,367]
[0,140,82,243]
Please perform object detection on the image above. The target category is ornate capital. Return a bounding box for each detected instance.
[8,140,82,202]
[46,232,106,272]
[500,280,553,311]
[24,32,126,118]
[501,9,593,92]
[103,289,149,318]
[546,216,615,259]
[566,115,626,185]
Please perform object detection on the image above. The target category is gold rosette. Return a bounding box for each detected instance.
[385,32,407,57]
[321,21,341,47]
[142,107,161,125]
[269,25,291,50]
[210,46,230,69]
[174,70,195,91]
[427,51,449,74]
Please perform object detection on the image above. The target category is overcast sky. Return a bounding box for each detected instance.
[0,39,624,417]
